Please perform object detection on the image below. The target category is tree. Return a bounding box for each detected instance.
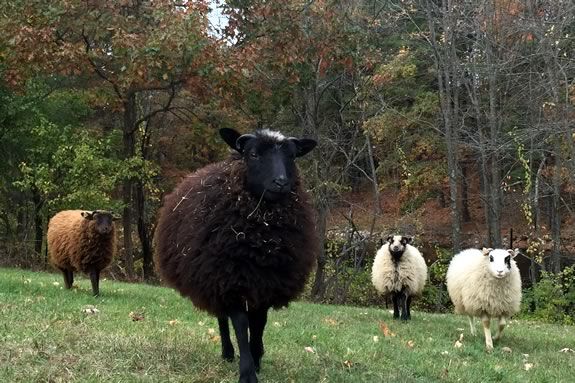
[1,0,217,278]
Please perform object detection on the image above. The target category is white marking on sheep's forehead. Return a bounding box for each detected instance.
[257,129,286,142]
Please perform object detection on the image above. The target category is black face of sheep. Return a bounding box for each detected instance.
[386,235,412,261]
[220,128,317,201]
[81,210,116,235]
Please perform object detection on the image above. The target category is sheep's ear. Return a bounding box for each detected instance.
[508,248,520,258]
[386,235,393,243]
[482,247,493,256]
[220,128,243,152]
[403,236,413,245]
[81,211,95,220]
[289,138,317,157]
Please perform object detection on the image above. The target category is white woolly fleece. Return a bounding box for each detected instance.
[371,243,428,296]
[257,129,286,141]
[446,248,522,318]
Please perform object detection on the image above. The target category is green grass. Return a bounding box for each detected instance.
[1,268,574,383]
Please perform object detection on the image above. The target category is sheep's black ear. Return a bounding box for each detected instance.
[386,235,393,243]
[289,138,317,157]
[403,236,413,245]
[219,128,242,152]
[81,211,94,220]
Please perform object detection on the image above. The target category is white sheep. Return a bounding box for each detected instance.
[371,235,428,320]
[446,248,522,351]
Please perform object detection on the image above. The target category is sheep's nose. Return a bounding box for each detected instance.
[273,176,288,187]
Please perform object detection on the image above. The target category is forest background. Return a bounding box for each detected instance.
[1,0,574,323]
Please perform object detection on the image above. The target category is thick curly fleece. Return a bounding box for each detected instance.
[154,157,318,316]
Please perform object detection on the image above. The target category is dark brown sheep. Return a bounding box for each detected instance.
[154,128,318,383]
[47,210,117,296]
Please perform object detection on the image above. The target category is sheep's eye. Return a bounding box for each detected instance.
[249,152,258,159]
[489,255,494,262]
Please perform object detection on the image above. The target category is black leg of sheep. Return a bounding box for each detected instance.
[218,315,235,362]
[392,292,400,319]
[230,310,258,383]
[248,307,268,372]
[399,289,410,321]
[90,269,100,296]
[59,268,74,289]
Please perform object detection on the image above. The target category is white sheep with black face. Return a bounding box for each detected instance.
[446,248,522,351]
[371,235,428,320]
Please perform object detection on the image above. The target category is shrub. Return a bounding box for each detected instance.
[521,265,575,324]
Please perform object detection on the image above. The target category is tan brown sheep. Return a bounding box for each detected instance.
[47,210,117,296]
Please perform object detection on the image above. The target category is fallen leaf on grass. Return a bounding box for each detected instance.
[441,351,449,355]
[129,311,145,321]
[454,340,463,348]
[523,363,534,371]
[501,347,512,353]
[342,360,353,368]
[312,335,317,340]
[406,340,415,349]
[82,306,99,315]
[373,336,379,343]
[323,317,339,326]
[559,348,575,353]
[52,281,60,286]
[378,321,395,337]
[304,346,316,354]
[168,319,179,326]
[207,328,216,336]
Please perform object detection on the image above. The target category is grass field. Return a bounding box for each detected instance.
[1,267,574,382]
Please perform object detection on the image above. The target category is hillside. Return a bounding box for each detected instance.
[1,268,574,382]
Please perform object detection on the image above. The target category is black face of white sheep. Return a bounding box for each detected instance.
[81,210,115,235]
[386,235,412,258]
[220,128,317,201]
[482,248,517,279]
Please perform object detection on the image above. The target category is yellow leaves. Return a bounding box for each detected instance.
[207,328,220,343]
[454,333,464,349]
[168,319,179,326]
[129,311,145,321]
[323,317,340,326]
[406,340,415,349]
[304,346,316,354]
[378,321,396,337]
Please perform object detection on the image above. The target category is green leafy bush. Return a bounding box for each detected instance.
[521,266,575,324]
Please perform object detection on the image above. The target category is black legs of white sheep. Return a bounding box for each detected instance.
[372,235,427,320]
[391,288,413,320]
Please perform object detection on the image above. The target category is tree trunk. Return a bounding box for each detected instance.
[461,163,471,222]
[550,145,562,273]
[135,179,153,280]
[310,205,328,301]
[32,189,43,256]
[122,93,136,278]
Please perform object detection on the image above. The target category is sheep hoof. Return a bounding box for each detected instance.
[222,351,234,362]
[239,371,258,383]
